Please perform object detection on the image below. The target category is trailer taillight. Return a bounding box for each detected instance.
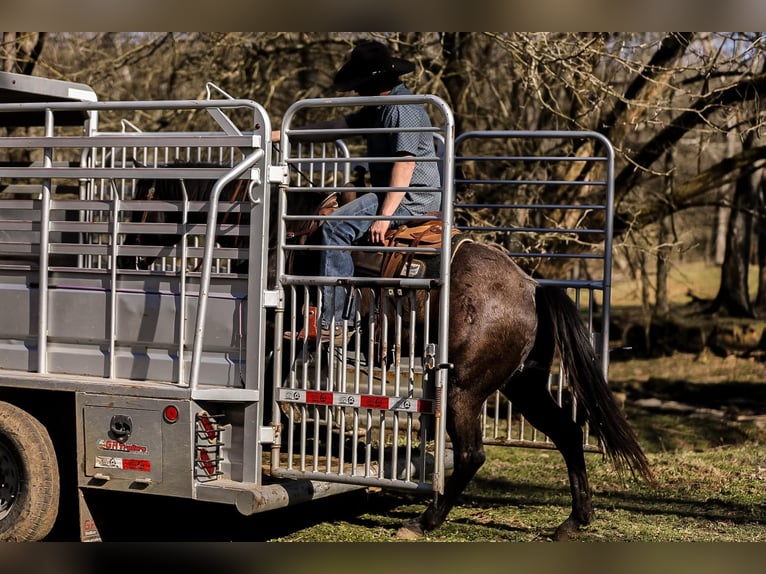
[163,405,179,423]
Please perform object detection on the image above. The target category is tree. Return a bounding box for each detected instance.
[18,32,766,318]
[710,129,759,317]
[1,32,45,75]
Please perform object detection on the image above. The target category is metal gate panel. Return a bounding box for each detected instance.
[271,95,455,493]
[454,131,614,451]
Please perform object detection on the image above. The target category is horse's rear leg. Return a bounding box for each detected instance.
[397,388,486,539]
[503,367,594,540]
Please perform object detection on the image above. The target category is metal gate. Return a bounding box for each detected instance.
[453,131,614,451]
[269,95,455,493]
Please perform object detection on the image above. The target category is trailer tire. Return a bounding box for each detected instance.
[0,401,60,541]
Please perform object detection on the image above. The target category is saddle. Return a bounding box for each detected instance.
[353,219,460,279]
[285,192,459,279]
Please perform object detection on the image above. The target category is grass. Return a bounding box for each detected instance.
[263,260,766,543]
[265,440,765,542]
[610,260,759,308]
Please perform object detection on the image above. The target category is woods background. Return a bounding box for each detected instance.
[4,31,766,325]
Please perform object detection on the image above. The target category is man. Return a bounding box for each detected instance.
[275,40,442,343]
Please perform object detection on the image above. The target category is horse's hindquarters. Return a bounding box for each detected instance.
[448,242,539,389]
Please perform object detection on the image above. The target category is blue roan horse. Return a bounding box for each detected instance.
[121,169,653,541]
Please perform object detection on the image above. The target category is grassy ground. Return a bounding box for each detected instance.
[261,345,766,542]
[610,259,760,309]
[262,261,766,543]
[265,443,765,542]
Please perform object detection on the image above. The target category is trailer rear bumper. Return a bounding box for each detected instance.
[195,478,365,516]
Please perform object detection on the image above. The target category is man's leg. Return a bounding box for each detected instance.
[318,192,379,329]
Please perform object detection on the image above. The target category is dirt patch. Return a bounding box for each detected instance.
[610,351,766,412]
[608,350,766,451]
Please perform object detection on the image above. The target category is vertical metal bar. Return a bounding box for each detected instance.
[432,99,456,494]
[497,393,503,440]
[189,148,262,392]
[365,290,375,477]
[421,288,433,474]
[351,289,362,475]
[407,289,417,483]
[108,187,119,379]
[600,134,615,376]
[378,292,389,478]
[177,180,190,385]
[391,295,402,480]
[37,108,54,374]
[519,412,526,442]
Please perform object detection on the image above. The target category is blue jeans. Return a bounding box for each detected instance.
[318,192,413,328]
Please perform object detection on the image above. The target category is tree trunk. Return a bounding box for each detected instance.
[714,204,729,265]
[710,130,757,318]
[714,129,738,266]
[2,32,16,72]
[639,249,652,318]
[654,152,674,318]
[754,173,766,309]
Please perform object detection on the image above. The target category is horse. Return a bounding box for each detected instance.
[121,168,653,541]
[398,239,653,540]
[117,163,251,272]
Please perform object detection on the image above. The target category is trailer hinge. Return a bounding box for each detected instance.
[260,425,279,445]
[268,165,289,186]
[263,289,282,309]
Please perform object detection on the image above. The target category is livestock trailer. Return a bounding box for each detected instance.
[0,71,613,541]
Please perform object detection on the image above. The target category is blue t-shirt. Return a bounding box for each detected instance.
[345,83,442,214]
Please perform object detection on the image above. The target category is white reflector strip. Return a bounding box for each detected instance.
[278,388,433,414]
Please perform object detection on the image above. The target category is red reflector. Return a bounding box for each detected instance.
[197,448,217,475]
[122,459,151,472]
[163,405,179,423]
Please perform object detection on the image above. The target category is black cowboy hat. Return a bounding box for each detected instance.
[333,40,415,92]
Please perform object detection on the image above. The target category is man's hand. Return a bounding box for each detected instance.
[369,219,390,244]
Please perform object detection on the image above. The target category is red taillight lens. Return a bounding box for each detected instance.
[163,405,179,423]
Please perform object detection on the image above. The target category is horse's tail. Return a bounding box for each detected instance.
[536,285,654,483]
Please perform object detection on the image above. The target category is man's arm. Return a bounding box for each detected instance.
[368,156,415,244]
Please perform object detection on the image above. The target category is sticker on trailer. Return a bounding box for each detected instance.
[97,439,149,454]
[95,456,151,472]
[278,388,434,413]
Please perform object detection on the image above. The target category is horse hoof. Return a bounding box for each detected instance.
[396,522,424,540]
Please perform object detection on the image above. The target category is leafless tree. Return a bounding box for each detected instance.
[18,32,766,317]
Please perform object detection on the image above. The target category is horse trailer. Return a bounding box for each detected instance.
[0,71,614,541]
